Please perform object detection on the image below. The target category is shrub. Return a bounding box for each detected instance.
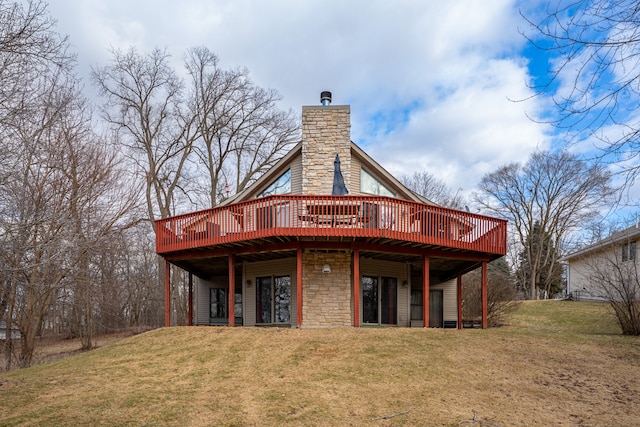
[463,258,521,326]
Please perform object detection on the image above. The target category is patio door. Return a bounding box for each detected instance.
[362,276,397,325]
[210,288,227,325]
[429,290,444,328]
[210,285,242,326]
[256,275,291,325]
[409,289,443,327]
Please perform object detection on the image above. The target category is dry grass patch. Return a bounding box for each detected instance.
[0,331,135,372]
[1,301,639,426]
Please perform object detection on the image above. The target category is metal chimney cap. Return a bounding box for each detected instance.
[320,91,332,106]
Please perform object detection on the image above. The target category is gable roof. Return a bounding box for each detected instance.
[220,140,436,206]
[350,141,433,204]
[561,224,640,262]
[220,142,302,206]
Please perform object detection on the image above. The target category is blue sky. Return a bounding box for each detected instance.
[44,0,634,218]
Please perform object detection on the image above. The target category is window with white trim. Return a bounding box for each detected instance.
[360,168,395,197]
[258,169,291,197]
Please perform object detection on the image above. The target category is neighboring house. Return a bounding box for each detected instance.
[156,93,507,329]
[562,225,640,301]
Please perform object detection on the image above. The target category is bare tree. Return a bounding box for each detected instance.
[119,224,164,328]
[184,46,299,206]
[583,243,640,335]
[2,90,139,364]
[0,0,77,368]
[92,47,194,226]
[0,0,73,131]
[92,47,198,326]
[0,8,139,361]
[398,171,464,209]
[61,106,140,350]
[522,0,640,183]
[475,150,613,299]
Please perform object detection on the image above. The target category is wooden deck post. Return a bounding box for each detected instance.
[481,261,488,329]
[297,246,303,328]
[188,273,193,326]
[457,274,463,330]
[423,256,430,328]
[165,260,171,327]
[228,254,235,327]
[353,248,360,327]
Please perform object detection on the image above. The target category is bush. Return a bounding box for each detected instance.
[585,252,640,335]
[463,258,521,326]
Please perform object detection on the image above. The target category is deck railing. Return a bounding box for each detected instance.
[155,195,507,256]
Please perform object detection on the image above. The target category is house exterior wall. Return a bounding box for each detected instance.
[246,153,303,199]
[350,155,362,196]
[301,105,351,195]
[432,278,458,324]
[567,258,605,301]
[290,154,303,194]
[193,256,457,328]
[302,250,353,327]
[564,227,640,302]
[195,275,230,325]
[566,245,629,301]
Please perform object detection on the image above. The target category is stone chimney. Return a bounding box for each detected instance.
[301,92,351,194]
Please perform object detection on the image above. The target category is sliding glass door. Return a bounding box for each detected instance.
[362,275,397,325]
[256,275,291,325]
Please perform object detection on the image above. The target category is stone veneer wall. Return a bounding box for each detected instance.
[301,105,351,195]
[302,250,352,327]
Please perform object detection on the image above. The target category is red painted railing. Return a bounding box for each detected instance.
[155,195,507,256]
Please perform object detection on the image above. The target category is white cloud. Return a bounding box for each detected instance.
[46,0,553,196]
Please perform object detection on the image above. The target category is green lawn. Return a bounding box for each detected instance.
[1,301,639,426]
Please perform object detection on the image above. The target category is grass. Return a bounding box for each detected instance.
[1,301,639,426]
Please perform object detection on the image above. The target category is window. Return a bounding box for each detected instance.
[360,168,395,197]
[256,275,291,324]
[362,275,397,325]
[622,240,637,262]
[258,169,291,197]
[410,290,423,321]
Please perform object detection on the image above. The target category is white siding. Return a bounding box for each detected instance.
[566,246,633,301]
[430,279,457,323]
[566,233,640,302]
[290,154,302,194]
[350,155,363,195]
[195,276,229,325]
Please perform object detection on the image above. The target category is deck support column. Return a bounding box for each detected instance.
[457,274,463,330]
[297,247,303,328]
[481,261,488,329]
[228,254,235,327]
[423,256,429,328]
[188,273,193,326]
[165,260,171,327]
[353,248,360,327]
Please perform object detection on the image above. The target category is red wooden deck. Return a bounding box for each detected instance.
[156,195,507,256]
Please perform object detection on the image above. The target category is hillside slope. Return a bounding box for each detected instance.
[1,301,639,426]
